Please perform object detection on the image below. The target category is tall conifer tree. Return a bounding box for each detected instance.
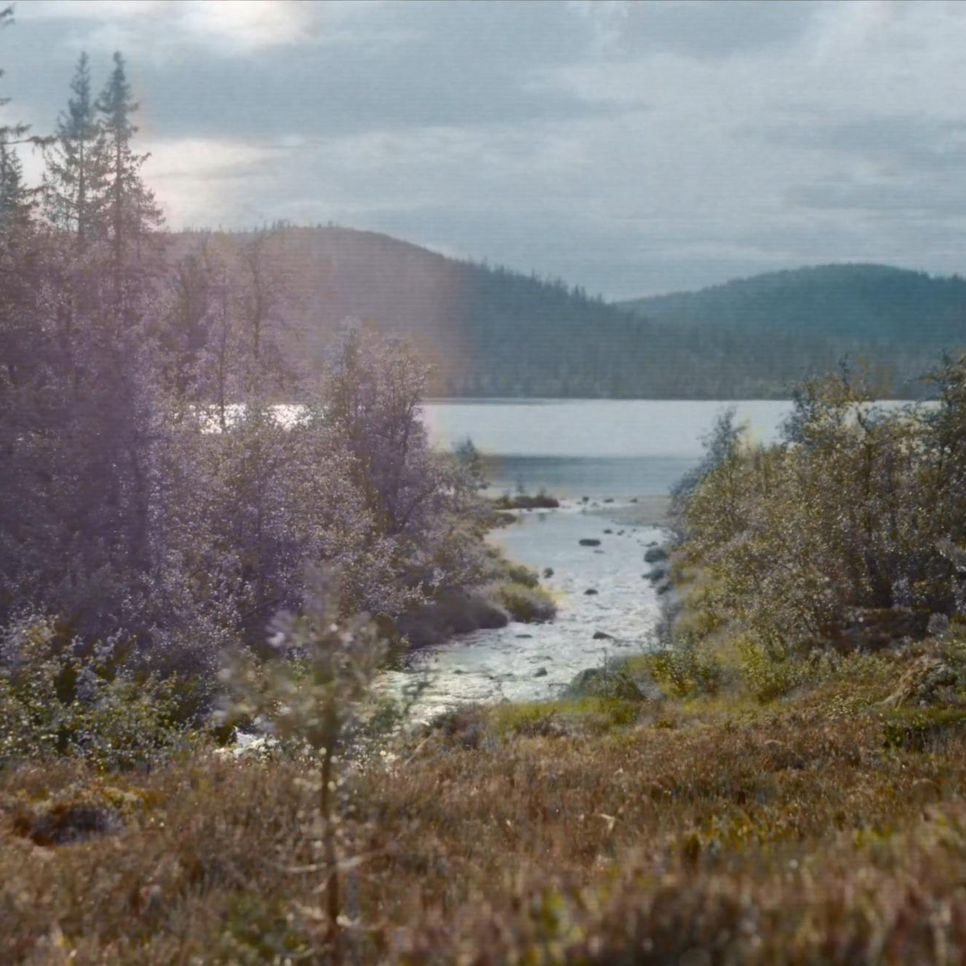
[96,51,161,298]
[44,52,105,248]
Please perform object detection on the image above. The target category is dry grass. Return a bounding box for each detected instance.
[2,666,965,963]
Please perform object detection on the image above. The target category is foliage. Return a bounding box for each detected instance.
[4,669,966,962]
[0,39,494,716]
[493,581,557,623]
[0,614,193,770]
[672,358,966,664]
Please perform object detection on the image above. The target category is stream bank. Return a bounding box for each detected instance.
[379,497,673,721]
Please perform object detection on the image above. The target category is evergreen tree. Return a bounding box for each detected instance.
[96,51,162,306]
[43,52,105,248]
[0,134,30,234]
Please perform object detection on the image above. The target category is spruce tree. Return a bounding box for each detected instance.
[96,50,162,296]
[43,52,106,248]
[0,136,31,235]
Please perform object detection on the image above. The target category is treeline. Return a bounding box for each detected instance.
[166,226,867,399]
[668,356,966,698]
[0,35,491,733]
[622,264,966,398]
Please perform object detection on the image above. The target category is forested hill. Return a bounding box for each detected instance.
[169,230,962,398]
[169,225,663,398]
[619,264,966,368]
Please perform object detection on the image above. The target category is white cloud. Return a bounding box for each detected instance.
[13,1,966,295]
[175,1,314,53]
[144,136,285,225]
[23,0,324,54]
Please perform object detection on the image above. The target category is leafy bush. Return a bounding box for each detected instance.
[736,635,812,703]
[493,582,557,623]
[672,357,966,660]
[0,614,194,769]
[645,643,722,698]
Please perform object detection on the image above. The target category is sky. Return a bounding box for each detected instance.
[4,0,966,299]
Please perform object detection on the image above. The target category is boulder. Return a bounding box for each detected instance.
[15,802,123,847]
[579,538,601,547]
[584,588,598,596]
[592,630,614,640]
[566,666,664,702]
[882,654,961,709]
[644,546,668,564]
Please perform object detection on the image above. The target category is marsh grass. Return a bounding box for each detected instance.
[3,653,966,963]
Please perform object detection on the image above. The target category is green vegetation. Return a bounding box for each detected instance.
[621,263,966,397]
[492,580,557,623]
[3,653,966,963]
[668,356,966,680]
[4,357,966,962]
[491,488,561,510]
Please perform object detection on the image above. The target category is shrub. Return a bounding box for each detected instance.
[0,614,194,769]
[736,635,812,703]
[493,582,557,623]
[645,642,722,698]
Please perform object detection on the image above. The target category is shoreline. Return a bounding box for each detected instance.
[586,493,674,530]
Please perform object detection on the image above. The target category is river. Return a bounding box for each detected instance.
[377,399,793,720]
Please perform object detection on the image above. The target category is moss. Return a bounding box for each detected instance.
[493,582,557,623]
[490,696,645,736]
[881,706,966,751]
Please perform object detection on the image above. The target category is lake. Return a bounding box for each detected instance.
[422,398,794,496]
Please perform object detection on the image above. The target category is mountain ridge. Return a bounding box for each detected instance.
[167,228,966,398]
[617,262,966,349]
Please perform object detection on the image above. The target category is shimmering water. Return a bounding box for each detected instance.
[380,399,797,720]
[422,398,793,497]
[381,502,667,720]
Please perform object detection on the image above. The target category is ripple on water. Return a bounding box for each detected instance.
[379,501,669,721]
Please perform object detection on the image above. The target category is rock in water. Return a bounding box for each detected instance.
[579,538,601,547]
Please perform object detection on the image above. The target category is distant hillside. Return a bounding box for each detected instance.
[166,232,963,398]
[168,226,668,398]
[619,264,966,380]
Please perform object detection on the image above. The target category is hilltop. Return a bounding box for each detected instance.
[167,225,656,398]
[169,231,966,398]
[620,264,966,393]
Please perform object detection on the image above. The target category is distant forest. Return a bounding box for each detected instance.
[174,229,966,399]
[621,264,966,397]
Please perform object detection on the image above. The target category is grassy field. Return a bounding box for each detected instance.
[2,646,965,964]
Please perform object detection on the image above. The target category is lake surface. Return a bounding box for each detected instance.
[422,399,793,497]
[380,399,795,720]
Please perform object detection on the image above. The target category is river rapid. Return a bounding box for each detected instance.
[380,499,670,721]
[375,398,795,721]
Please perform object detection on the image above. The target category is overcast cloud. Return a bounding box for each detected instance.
[5,0,966,298]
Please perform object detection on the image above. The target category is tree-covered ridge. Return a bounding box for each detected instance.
[622,263,966,345]
[167,227,864,399]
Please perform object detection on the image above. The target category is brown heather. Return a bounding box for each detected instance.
[2,662,965,964]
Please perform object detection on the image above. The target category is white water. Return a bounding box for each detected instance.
[380,500,668,720]
[379,399,798,720]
